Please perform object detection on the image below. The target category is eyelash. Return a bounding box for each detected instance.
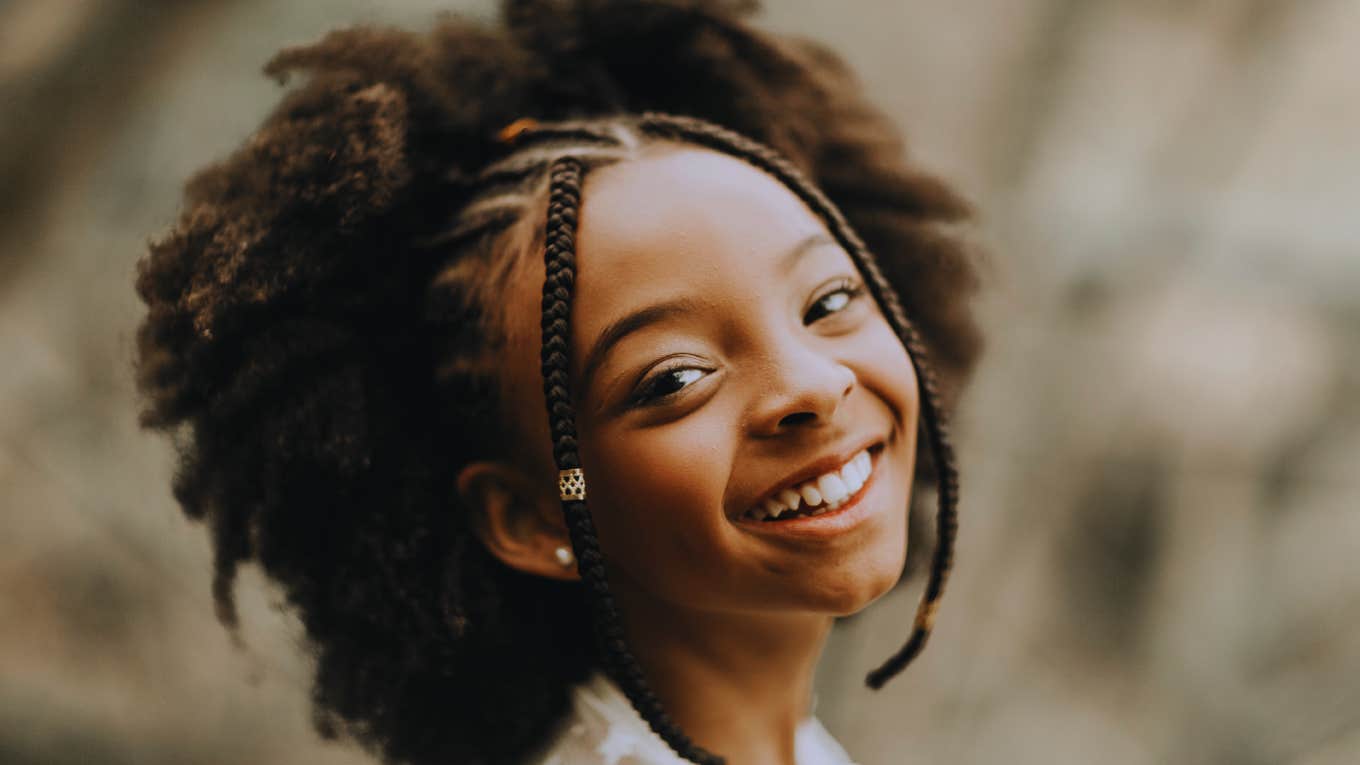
[628,279,867,407]
[803,278,866,324]
[630,365,705,407]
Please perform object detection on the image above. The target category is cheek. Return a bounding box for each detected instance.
[859,317,919,425]
[578,412,736,587]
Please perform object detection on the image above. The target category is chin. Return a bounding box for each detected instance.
[807,551,906,617]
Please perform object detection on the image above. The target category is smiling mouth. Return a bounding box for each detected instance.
[743,444,883,522]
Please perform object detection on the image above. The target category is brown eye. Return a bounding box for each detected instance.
[804,279,865,324]
[632,365,706,406]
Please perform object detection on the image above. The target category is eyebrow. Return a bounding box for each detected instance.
[578,231,838,393]
[579,297,703,396]
[780,231,838,271]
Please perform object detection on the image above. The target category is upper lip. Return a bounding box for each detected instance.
[738,436,884,516]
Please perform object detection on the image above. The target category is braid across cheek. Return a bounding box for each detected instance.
[537,155,724,765]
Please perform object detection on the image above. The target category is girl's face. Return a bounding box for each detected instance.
[500,145,919,618]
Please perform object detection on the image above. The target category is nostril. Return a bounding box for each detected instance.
[778,411,817,428]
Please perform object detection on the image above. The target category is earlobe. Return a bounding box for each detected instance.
[455,461,579,582]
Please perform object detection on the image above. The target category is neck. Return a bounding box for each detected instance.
[611,584,832,765]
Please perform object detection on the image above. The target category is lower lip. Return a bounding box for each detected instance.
[735,449,882,539]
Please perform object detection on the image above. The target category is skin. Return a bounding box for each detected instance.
[456,144,920,764]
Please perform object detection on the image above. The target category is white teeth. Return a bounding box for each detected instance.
[843,457,866,492]
[817,473,849,503]
[846,452,870,488]
[745,447,875,521]
[847,460,864,486]
[799,484,823,507]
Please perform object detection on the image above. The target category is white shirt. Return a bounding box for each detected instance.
[528,673,859,765]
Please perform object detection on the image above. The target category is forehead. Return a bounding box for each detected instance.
[572,145,828,327]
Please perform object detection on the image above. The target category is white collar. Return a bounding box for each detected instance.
[533,672,858,765]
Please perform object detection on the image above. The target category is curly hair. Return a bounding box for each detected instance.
[133,1,984,763]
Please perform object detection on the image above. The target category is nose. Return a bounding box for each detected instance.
[749,340,857,436]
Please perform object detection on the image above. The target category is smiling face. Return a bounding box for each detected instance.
[496,143,919,618]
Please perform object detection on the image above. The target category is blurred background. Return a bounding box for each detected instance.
[1,0,1357,763]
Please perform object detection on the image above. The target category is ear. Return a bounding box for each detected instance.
[455,461,579,582]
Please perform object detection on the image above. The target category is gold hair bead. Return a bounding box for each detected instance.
[558,468,586,501]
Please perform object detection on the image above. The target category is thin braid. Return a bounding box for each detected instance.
[419,128,638,676]
[539,156,724,765]
[636,113,961,690]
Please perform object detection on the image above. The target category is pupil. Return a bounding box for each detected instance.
[806,291,848,323]
[651,368,698,398]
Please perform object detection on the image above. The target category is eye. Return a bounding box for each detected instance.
[630,364,707,406]
[804,278,866,324]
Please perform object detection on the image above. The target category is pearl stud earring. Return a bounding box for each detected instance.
[554,545,575,568]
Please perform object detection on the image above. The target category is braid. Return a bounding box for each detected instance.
[539,156,724,765]
[633,114,961,689]
[427,117,722,760]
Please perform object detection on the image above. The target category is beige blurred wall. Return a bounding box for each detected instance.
[2,1,1357,763]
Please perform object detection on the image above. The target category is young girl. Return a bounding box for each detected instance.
[133,1,983,763]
